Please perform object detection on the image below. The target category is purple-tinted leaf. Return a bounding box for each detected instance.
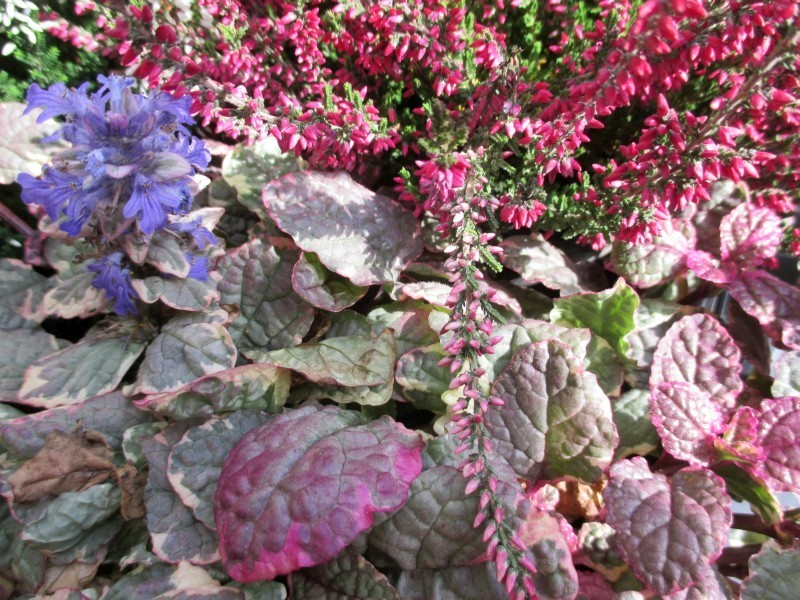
[663,566,735,600]
[603,458,732,595]
[551,279,639,359]
[133,319,237,395]
[395,563,506,600]
[728,270,800,350]
[772,351,800,397]
[650,381,727,465]
[726,298,771,375]
[104,562,244,600]
[215,239,315,355]
[612,219,696,289]
[292,252,367,312]
[719,203,782,268]
[0,259,49,329]
[754,397,800,494]
[501,234,586,294]
[576,571,615,600]
[142,424,219,565]
[486,340,617,482]
[741,540,800,600]
[263,171,422,286]
[518,510,579,600]
[366,305,439,357]
[291,548,399,600]
[714,406,763,464]
[686,251,737,284]
[257,330,395,388]
[690,179,746,254]
[215,405,423,581]
[651,314,742,413]
[132,274,220,312]
[167,411,273,529]
[19,322,149,408]
[369,454,522,569]
[0,328,63,403]
[0,102,60,183]
[135,365,290,419]
[42,272,107,319]
[613,389,660,460]
[394,345,450,413]
[145,233,192,278]
[0,391,152,459]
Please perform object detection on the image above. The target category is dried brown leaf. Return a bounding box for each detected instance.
[113,464,147,521]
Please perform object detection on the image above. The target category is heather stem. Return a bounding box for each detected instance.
[0,201,35,238]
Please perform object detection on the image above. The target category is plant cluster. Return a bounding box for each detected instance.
[0,0,799,599]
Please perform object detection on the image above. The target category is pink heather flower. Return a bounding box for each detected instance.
[499,201,546,230]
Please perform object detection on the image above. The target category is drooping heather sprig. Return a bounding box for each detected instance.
[17,75,215,315]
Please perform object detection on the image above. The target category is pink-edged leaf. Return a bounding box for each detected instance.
[263,171,423,286]
[290,548,399,600]
[719,203,782,268]
[0,328,63,403]
[663,566,736,600]
[41,272,107,319]
[291,252,367,312]
[651,314,742,413]
[485,340,618,482]
[131,274,220,312]
[517,510,579,600]
[754,397,800,494]
[690,179,747,254]
[103,562,244,600]
[215,239,316,355]
[603,458,732,595]
[142,424,220,565]
[612,219,696,289]
[650,381,727,465]
[772,351,800,397]
[686,251,737,284]
[741,540,800,600]
[714,406,763,464]
[500,234,586,294]
[214,405,424,581]
[728,270,800,350]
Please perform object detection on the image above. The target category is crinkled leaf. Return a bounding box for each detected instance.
[741,540,800,600]
[292,252,367,312]
[0,328,62,403]
[133,321,237,395]
[691,179,746,254]
[20,483,120,553]
[235,580,287,600]
[651,314,742,413]
[772,351,800,397]
[584,335,624,397]
[145,233,191,278]
[263,171,423,286]
[104,562,244,600]
[501,234,585,294]
[685,250,737,284]
[612,219,695,289]
[0,391,151,459]
[142,425,220,564]
[132,275,219,312]
[214,405,424,581]
[0,103,60,183]
[603,457,732,595]
[394,345,451,413]
[291,548,399,600]
[728,270,800,351]
[613,389,660,460]
[715,406,762,463]
[370,455,522,569]
[114,463,147,521]
[123,422,168,468]
[664,566,735,600]
[216,239,315,355]
[551,279,639,359]
[167,411,273,529]
[365,305,438,357]
[486,340,618,482]
[577,521,625,578]
[650,381,727,465]
[327,310,373,338]
[719,203,782,268]
[19,322,149,408]
[395,563,506,600]
[754,397,800,494]
[7,428,114,503]
[222,137,303,217]
[257,331,395,387]
[518,510,579,600]
[726,298,771,375]
[42,272,107,319]
[0,259,49,329]
[135,365,290,419]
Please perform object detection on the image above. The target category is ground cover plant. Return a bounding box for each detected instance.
[1,0,800,598]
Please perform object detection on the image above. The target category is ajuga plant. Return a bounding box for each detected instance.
[0,1,800,599]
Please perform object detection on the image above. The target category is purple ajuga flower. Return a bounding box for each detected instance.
[167,217,218,250]
[185,253,210,281]
[18,75,210,236]
[86,252,139,315]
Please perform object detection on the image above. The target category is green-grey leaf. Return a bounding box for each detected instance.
[612,389,659,460]
[741,540,800,600]
[772,351,800,397]
[42,271,107,319]
[0,102,60,184]
[18,322,149,408]
[0,328,63,403]
[292,252,367,312]
[216,238,315,355]
[123,422,168,468]
[291,548,399,600]
[583,335,624,398]
[395,563,506,600]
[145,233,191,277]
[500,234,586,294]
[395,345,451,413]
[551,279,640,359]
[0,259,49,329]
[132,275,220,312]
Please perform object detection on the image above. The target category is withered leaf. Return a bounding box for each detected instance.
[113,464,147,521]
[8,427,114,503]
